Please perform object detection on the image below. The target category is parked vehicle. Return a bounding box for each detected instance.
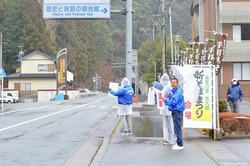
[0,92,19,103]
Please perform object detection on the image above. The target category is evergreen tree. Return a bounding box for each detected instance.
[19,0,54,55]
[0,0,22,73]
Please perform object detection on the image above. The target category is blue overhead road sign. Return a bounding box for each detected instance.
[0,67,6,77]
[43,0,110,19]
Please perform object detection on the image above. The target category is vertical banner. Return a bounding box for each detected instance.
[56,48,67,94]
[215,33,228,75]
[200,43,205,65]
[193,43,199,64]
[187,48,192,64]
[180,51,184,66]
[59,58,65,84]
[206,39,214,65]
[183,65,215,129]
[157,92,164,109]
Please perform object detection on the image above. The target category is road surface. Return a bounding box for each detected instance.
[0,95,116,166]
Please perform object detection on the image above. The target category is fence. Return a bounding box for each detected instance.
[19,90,38,103]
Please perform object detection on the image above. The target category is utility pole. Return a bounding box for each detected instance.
[169,6,174,64]
[0,32,2,110]
[125,0,133,84]
[162,0,166,74]
[153,62,156,81]
[0,32,2,68]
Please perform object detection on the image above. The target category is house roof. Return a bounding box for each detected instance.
[7,73,56,79]
[17,50,56,62]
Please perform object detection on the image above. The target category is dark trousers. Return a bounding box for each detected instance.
[172,111,183,146]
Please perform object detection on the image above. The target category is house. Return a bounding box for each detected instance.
[191,0,250,98]
[7,50,73,102]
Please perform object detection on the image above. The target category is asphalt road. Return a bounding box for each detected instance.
[0,95,116,166]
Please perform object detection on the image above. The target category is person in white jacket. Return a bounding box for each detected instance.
[153,74,174,145]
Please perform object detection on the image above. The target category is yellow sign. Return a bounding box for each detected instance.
[59,59,65,84]
[192,101,212,121]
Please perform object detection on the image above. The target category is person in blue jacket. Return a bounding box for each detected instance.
[109,77,134,136]
[160,77,185,150]
[226,78,243,113]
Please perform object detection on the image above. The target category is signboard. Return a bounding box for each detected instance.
[182,65,216,129]
[108,82,119,97]
[0,67,6,77]
[57,48,67,90]
[93,77,97,82]
[43,0,110,19]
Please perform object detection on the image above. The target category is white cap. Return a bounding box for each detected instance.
[232,78,237,82]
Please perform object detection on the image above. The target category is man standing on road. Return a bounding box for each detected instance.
[109,77,134,136]
[161,77,185,150]
[226,78,243,113]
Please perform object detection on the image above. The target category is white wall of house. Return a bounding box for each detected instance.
[21,53,55,74]
[8,79,56,90]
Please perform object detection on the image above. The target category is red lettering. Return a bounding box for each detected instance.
[185,111,192,120]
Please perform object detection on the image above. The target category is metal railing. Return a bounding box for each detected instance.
[77,91,105,98]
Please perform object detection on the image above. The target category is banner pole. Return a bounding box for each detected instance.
[1,76,3,111]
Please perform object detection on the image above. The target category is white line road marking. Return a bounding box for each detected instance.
[88,105,96,108]
[0,97,107,132]
[1,103,62,116]
[99,106,107,109]
[112,106,118,109]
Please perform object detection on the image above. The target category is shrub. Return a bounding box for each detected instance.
[219,112,250,135]
[219,99,228,112]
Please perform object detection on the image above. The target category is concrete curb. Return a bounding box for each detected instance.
[90,114,120,166]
[64,110,120,166]
[222,135,250,140]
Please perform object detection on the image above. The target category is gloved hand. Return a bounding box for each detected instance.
[167,92,172,97]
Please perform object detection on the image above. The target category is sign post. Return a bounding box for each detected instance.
[0,67,6,111]
[56,48,67,96]
[180,65,215,129]
[43,0,110,19]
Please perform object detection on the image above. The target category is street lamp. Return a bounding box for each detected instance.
[18,46,24,61]
[175,35,180,65]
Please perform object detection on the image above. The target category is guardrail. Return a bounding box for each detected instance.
[77,92,105,98]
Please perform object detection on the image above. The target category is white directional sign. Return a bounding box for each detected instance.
[43,0,110,19]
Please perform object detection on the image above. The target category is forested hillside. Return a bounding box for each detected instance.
[0,0,191,89]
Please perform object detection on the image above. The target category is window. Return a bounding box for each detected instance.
[233,24,250,41]
[241,24,250,40]
[233,25,241,42]
[25,83,31,91]
[38,64,49,71]
[233,63,250,80]
[7,93,12,97]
